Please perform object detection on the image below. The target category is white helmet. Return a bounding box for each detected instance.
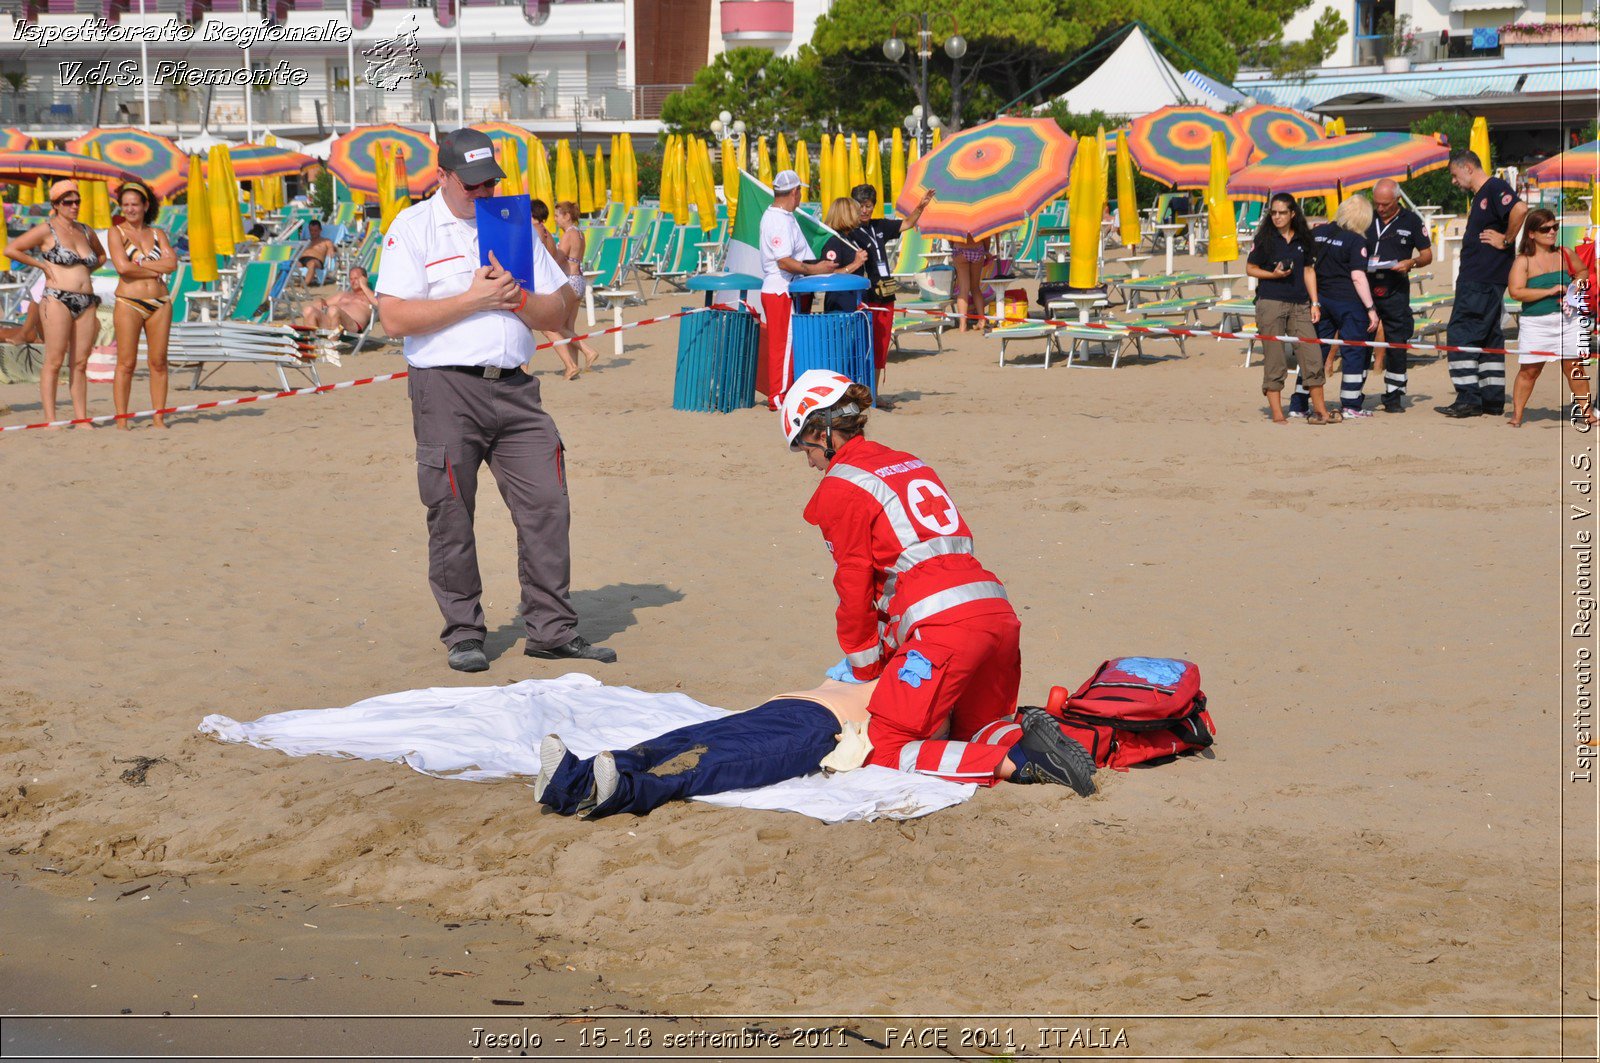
[778,369,857,450]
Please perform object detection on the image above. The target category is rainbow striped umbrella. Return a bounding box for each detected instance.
[1236,104,1323,162]
[0,149,138,185]
[1527,140,1600,190]
[470,121,532,172]
[1126,106,1249,189]
[329,124,437,196]
[894,116,1077,241]
[228,142,315,180]
[65,127,185,198]
[1228,132,1450,201]
[0,127,30,151]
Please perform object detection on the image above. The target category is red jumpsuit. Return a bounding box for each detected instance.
[804,436,1023,785]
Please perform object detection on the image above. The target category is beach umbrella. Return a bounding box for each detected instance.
[1527,140,1600,190]
[577,146,594,214]
[185,155,217,284]
[499,138,525,196]
[530,137,554,211]
[1228,132,1450,201]
[67,127,186,199]
[776,133,790,175]
[1126,105,1249,189]
[80,142,110,231]
[796,139,810,205]
[329,123,438,196]
[33,176,44,204]
[757,135,772,187]
[1115,130,1140,248]
[206,144,235,258]
[890,129,906,209]
[0,127,28,151]
[622,132,640,210]
[471,121,532,174]
[1470,117,1490,173]
[215,145,244,246]
[593,146,606,208]
[1236,104,1323,162]
[865,131,884,217]
[558,139,582,205]
[1205,131,1239,264]
[932,126,943,148]
[0,149,135,185]
[833,134,849,205]
[1095,126,1109,208]
[818,134,832,206]
[393,148,412,209]
[17,176,32,206]
[659,137,677,218]
[376,145,397,234]
[896,115,1077,242]
[847,133,864,192]
[691,139,717,232]
[721,138,740,220]
[1068,143,1102,289]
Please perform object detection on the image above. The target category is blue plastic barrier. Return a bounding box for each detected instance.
[674,273,762,413]
[788,274,874,397]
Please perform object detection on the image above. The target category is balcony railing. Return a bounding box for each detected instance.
[1355,28,1503,65]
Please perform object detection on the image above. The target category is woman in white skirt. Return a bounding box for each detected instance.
[1507,208,1594,427]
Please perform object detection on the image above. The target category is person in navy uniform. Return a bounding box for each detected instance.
[1310,197,1381,419]
[1438,150,1528,418]
[1365,179,1433,412]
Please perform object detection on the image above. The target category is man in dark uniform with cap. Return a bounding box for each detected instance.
[376,128,617,672]
[1365,179,1433,413]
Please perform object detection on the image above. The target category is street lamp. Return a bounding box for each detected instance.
[883,11,966,151]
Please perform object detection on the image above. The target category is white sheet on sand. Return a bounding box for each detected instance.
[198,673,975,823]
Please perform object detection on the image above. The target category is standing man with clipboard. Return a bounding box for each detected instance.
[376,128,619,674]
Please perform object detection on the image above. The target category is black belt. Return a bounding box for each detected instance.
[429,364,525,380]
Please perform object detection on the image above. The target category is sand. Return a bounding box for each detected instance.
[0,258,1594,1059]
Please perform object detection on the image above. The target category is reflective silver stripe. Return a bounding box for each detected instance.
[898,741,925,772]
[826,464,921,550]
[897,580,1009,642]
[890,535,973,574]
[845,646,882,669]
[936,744,964,777]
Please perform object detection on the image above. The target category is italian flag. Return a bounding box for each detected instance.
[724,169,841,286]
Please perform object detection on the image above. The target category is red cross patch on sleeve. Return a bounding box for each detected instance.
[1501,193,1513,205]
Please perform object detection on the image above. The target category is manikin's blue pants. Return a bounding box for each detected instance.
[539,697,840,818]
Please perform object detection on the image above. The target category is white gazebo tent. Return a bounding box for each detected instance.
[1043,25,1234,117]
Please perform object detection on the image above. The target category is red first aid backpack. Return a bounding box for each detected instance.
[1046,657,1215,772]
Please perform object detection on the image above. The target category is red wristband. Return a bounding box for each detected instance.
[515,288,528,313]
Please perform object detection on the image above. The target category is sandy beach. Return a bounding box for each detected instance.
[1,258,1594,1059]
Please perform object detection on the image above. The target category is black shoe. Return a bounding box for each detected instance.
[1381,395,1404,413]
[1481,404,1504,417]
[1436,402,1482,418]
[526,634,617,664]
[1013,707,1097,797]
[447,638,489,673]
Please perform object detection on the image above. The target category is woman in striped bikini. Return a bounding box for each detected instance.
[3,179,105,427]
[109,181,178,429]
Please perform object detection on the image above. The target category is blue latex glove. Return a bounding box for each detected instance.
[826,657,867,684]
[898,650,935,688]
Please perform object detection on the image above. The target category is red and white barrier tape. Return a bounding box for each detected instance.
[882,303,1583,361]
[1,305,727,433]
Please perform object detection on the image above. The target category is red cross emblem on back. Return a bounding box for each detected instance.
[906,478,959,535]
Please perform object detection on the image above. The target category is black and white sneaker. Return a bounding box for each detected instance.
[534,735,567,803]
[1013,708,1097,797]
[591,752,620,813]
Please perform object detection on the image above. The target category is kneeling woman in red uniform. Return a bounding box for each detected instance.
[778,370,1095,795]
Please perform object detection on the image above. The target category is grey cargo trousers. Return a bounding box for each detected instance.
[408,366,578,651]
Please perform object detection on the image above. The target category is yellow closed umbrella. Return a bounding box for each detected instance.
[795,140,810,204]
[668,138,689,225]
[622,132,639,209]
[17,178,32,207]
[847,134,864,192]
[1470,117,1490,174]
[1068,141,1102,290]
[776,133,790,175]
[1095,126,1109,209]
[206,145,235,258]
[186,154,217,284]
[691,138,717,232]
[722,138,740,221]
[577,147,594,214]
[531,138,554,212]
[33,176,45,205]
[1323,190,1340,219]
[375,144,394,234]
[932,126,943,148]
[890,128,906,210]
[1115,130,1140,249]
[660,136,678,219]
[1205,130,1238,264]
[757,135,772,187]
[818,134,832,205]
[1590,176,1600,228]
[555,140,578,205]
[833,133,849,202]
[593,145,606,209]
[391,149,413,215]
[222,147,245,245]
[864,131,883,217]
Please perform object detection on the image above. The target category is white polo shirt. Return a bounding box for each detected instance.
[375,192,568,369]
[759,205,812,295]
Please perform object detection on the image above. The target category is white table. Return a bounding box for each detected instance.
[187,290,222,322]
[1048,290,1110,325]
[595,288,631,358]
[1044,240,1071,263]
[1118,255,1151,279]
[921,251,952,269]
[1156,224,1185,276]
[581,269,601,326]
[1212,271,1246,300]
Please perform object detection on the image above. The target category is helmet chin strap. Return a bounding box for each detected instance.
[823,407,837,461]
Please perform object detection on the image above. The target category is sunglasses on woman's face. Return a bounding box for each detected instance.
[1534,224,1560,233]
[1269,209,1291,216]
[57,197,80,206]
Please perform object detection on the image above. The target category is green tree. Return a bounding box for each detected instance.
[1406,111,1471,214]
[660,48,833,139]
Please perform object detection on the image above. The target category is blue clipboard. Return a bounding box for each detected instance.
[475,193,535,291]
